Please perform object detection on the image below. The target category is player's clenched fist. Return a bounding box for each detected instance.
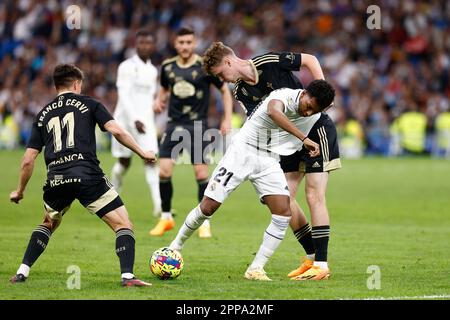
[303,138,320,157]
[10,190,23,204]
[141,150,157,163]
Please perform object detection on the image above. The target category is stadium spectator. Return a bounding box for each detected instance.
[434,107,450,157]
[391,103,428,155]
[339,113,365,159]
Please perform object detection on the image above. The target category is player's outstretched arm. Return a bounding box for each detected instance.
[10,148,40,204]
[219,83,233,135]
[301,53,325,80]
[104,120,156,163]
[267,99,320,157]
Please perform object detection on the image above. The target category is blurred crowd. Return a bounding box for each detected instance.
[0,0,449,157]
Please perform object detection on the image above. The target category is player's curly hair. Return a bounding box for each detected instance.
[305,80,335,111]
[203,42,234,75]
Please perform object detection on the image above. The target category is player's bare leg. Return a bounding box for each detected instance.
[193,163,212,238]
[169,196,219,251]
[102,206,151,287]
[245,195,291,281]
[150,158,175,236]
[306,172,330,226]
[293,172,331,280]
[11,212,62,283]
[111,157,131,193]
[285,171,315,278]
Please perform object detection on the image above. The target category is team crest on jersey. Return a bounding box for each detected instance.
[191,70,198,80]
[209,182,216,191]
[267,82,274,90]
[173,80,195,98]
[285,52,295,64]
[287,97,294,106]
[59,95,64,100]
[164,64,172,72]
[258,70,263,76]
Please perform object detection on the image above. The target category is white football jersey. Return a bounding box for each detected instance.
[234,88,320,155]
[114,55,158,124]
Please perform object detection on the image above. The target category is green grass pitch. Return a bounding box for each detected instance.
[0,150,449,300]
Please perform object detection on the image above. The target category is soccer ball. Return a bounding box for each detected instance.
[150,247,184,279]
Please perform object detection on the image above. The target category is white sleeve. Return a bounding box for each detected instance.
[116,62,141,123]
[266,89,298,114]
[283,89,300,114]
[265,90,287,112]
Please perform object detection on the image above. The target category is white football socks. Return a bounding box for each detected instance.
[121,272,134,280]
[249,214,291,271]
[170,206,210,251]
[17,264,30,277]
[111,162,127,192]
[161,212,173,220]
[145,165,162,216]
[313,261,328,269]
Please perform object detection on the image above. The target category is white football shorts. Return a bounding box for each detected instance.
[204,140,290,203]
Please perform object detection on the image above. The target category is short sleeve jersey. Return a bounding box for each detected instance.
[160,54,223,124]
[233,52,303,116]
[27,93,113,180]
[235,88,320,156]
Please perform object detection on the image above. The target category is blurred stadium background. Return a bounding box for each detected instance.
[0,0,449,157]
